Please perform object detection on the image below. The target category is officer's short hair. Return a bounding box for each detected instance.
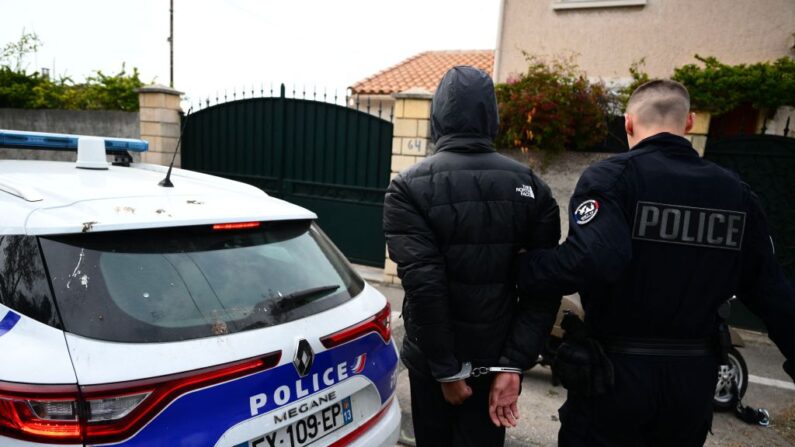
[626,79,690,127]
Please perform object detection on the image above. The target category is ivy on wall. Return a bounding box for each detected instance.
[672,56,794,115]
[616,56,795,115]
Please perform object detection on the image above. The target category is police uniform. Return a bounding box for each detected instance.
[519,132,795,446]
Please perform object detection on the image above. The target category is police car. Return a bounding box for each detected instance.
[0,130,400,447]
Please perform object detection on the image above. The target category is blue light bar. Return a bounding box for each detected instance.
[0,129,148,152]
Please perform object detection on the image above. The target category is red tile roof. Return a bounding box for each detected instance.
[349,50,495,95]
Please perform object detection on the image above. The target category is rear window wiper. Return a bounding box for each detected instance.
[275,285,341,311]
[255,284,341,315]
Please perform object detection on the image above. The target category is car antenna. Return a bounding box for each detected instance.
[158,106,193,188]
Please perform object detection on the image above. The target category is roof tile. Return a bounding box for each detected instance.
[349,50,494,95]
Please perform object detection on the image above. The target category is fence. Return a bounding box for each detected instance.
[181,84,394,267]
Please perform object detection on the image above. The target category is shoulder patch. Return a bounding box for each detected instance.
[516,185,535,199]
[574,200,599,225]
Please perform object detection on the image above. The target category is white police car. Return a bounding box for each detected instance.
[0,130,400,447]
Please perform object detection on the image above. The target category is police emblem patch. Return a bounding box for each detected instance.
[574,199,599,225]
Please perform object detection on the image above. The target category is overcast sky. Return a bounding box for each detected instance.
[1,0,501,106]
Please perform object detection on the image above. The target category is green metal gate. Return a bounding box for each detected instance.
[181,86,394,267]
[704,134,795,330]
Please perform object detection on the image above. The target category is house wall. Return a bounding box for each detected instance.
[495,0,795,82]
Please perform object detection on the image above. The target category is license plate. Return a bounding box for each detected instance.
[245,397,354,447]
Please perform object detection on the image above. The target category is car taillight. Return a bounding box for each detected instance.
[85,393,149,422]
[0,352,280,444]
[0,383,82,443]
[321,302,391,348]
[212,221,261,230]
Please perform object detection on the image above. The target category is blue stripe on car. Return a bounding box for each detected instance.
[110,333,398,447]
[0,311,20,337]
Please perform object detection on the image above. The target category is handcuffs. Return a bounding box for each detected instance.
[437,361,523,382]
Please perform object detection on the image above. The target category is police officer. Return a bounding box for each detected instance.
[511,79,795,446]
[383,66,562,446]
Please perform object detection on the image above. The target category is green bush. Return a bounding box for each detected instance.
[0,65,144,111]
[0,67,44,108]
[672,55,795,114]
[0,32,145,111]
[616,58,651,109]
[495,56,611,159]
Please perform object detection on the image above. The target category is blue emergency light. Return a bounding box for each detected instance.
[0,129,148,152]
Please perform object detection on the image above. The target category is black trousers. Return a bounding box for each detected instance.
[409,370,505,447]
[558,354,719,447]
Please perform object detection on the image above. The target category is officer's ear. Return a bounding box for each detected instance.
[624,114,634,137]
[684,112,695,134]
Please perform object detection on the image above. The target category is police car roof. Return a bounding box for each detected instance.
[0,160,316,235]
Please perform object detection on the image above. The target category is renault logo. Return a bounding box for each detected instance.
[293,339,314,378]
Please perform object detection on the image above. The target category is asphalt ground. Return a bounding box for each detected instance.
[367,280,795,447]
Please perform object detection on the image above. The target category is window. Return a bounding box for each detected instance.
[39,221,364,343]
[0,235,61,328]
[552,0,647,10]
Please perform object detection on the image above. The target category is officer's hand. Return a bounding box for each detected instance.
[440,380,473,405]
[489,372,521,428]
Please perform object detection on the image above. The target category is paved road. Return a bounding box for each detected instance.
[370,281,795,446]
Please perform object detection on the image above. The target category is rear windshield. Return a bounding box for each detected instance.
[39,221,364,343]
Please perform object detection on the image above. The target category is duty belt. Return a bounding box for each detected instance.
[600,337,714,357]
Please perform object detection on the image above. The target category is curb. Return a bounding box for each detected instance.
[352,263,391,286]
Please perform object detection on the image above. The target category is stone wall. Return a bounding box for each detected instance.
[501,150,613,233]
[764,106,794,136]
[0,108,139,161]
[686,111,710,156]
[0,84,184,166]
[137,85,183,166]
[383,89,434,285]
[390,89,433,175]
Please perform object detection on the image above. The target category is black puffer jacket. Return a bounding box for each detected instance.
[383,66,561,380]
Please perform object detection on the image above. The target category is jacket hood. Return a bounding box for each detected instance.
[430,66,499,153]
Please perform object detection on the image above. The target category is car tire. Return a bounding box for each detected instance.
[714,347,749,411]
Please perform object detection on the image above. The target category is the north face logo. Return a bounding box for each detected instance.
[516,185,535,198]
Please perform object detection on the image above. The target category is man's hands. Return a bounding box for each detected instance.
[440,379,473,405]
[489,372,521,427]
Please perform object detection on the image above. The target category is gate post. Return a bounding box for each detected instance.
[137,84,184,166]
[686,111,711,157]
[384,88,434,285]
